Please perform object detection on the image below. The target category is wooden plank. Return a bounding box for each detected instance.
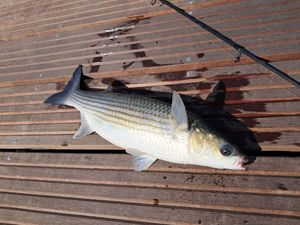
[0,0,299,224]
[0,203,298,225]
[0,165,299,196]
[0,0,241,41]
[1,35,298,71]
[0,1,93,36]
[1,30,299,72]
[3,0,298,41]
[0,208,133,225]
[0,152,299,224]
[5,0,146,33]
[0,27,298,82]
[0,62,298,97]
[0,184,298,214]
[0,112,80,125]
[9,0,117,23]
[0,193,298,222]
[0,0,100,21]
[2,15,298,62]
[1,0,297,54]
[2,29,299,69]
[1,2,298,65]
[0,54,299,89]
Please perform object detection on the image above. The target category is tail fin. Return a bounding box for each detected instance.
[44,65,92,106]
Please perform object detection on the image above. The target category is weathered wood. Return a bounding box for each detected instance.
[1,57,299,91]
[0,0,240,41]
[0,0,299,223]
[1,34,299,73]
[0,152,299,176]
[1,165,299,195]
[1,4,298,62]
[0,208,133,225]
[0,152,299,224]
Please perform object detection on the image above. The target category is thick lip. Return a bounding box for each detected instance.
[234,156,249,170]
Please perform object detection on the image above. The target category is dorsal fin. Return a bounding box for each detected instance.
[171,91,188,131]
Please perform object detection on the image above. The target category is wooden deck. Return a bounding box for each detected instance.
[0,0,299,224]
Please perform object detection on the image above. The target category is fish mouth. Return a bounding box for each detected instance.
[234,156,249,170]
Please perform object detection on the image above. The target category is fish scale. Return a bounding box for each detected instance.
[73,91,177,125]
[71,90,172,128]
[67,89,190,164]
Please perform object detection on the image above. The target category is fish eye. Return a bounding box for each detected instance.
[220,145,232,156]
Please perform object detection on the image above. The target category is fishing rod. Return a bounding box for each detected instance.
[151,0,300,88]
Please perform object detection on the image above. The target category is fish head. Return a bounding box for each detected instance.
[189,127,248,170]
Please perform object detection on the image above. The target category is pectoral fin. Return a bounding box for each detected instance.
[106,80,130,93]
[73,113,94,139]
[126,148,144,155]
[171,91,188,131]
[132,155,157,171]
[126,149,157,171]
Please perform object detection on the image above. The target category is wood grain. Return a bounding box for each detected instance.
[0,152,299,225]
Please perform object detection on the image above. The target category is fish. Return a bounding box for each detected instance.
[44,65,248,171]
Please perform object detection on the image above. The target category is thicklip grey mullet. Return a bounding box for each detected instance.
[44,65,248,171]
